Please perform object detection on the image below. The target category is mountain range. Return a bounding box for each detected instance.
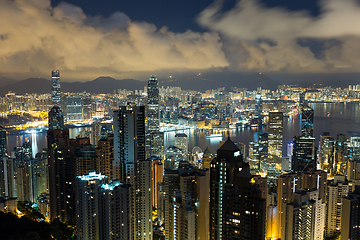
[1,72,360,96]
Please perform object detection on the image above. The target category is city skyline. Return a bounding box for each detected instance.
[1,0,360,81]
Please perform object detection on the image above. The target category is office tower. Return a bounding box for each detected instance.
[96,134,114,179]
[215,92,227,120]
[202,147,213,169]
[281,190,325,240]
[147,75,160,132]
[348,136,360,161]
[0,126,6,157]
[164,146,187,170]
[149,132,164,159]
[301,104,314,137]
[318,132,335,174]
[254,93,262,126]
[51,70,61,107]
[65,95,83,122]
[277,170,327,239]
[341,187,360,240]
[291,135,316,172]
[174,133,188,152]
[287,142,293,164]
[248,141,260,174]
[268,112,283,181]
[210,139,266,240]
[334,133,347,175]
[48,106,64,130]
[259,132,268,174]
[135,159,152,240]
[325,175,354,238]
[76,172,107,240]
[164,163,209,240]
[151,157,163,209]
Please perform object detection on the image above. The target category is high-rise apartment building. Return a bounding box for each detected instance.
[113,105,152,239]
[96,134,114,179]
[76,171,131,240]
[281,190,325,240]
[51,70,61,107]
[341,187,360,240]
[0,126,7,157]
[325,175,354,238]
[163,163,209,240]
[277,170,327,239]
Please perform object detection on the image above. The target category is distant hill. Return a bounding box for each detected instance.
[0,76,147,96]
[159,72,280,91]
[0,76,17,87]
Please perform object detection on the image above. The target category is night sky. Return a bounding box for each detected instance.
[1,0,360,81]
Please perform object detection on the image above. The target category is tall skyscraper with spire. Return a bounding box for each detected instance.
[147,75,160,132]
[51,70,61,107]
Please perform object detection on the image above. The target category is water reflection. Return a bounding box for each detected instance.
[5,102,360,157]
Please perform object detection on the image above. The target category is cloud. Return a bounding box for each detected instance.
[198,0,360,73]
[0,0,228,80]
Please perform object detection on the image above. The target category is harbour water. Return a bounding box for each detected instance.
[6,102,360,157]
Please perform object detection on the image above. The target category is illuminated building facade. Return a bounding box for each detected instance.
[149,132,164,159]
[175,133,188,153]
[334,133,347,175]
[48,106,64,130]
[325,175,353,238]
[291,136,316,172]
[301,104,314,137]
[51,70,61,107]
[163,163,209,240]
[281,190,325,240]
[151,157,163,209]
[209,139,248,240]
[147,75,160,132]
[268,112,283,181]
[318,132,335,174]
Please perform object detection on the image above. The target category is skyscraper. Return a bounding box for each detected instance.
[318,132,335,174]
[76,171,131,240]
[291,135,316,172]
[268,112,283,181]
[174,133,188,152]
[51,70,61,107]
[301,104,314,137]
[209,139,266,240]
[147,75,160,132]
[113,105,152,239]
[48,106,64,130]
